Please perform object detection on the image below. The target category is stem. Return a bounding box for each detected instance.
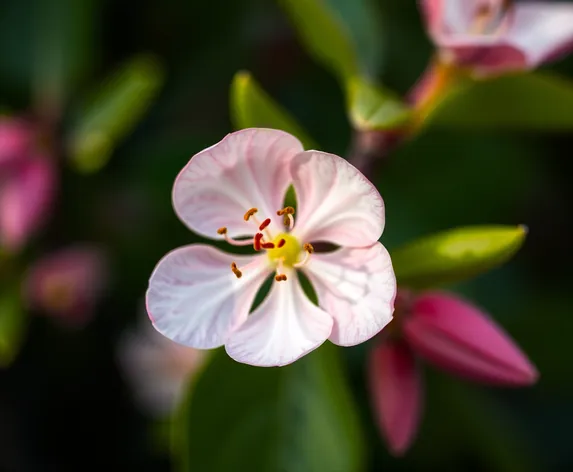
[347,129,402,177]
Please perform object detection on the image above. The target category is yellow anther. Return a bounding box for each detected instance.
[277,206,295,216]
[244,208,258,221]
[230,262,242,278]
[217,227,227,235]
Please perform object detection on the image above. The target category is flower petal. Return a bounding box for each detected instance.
[506,3,573,67]
[225,270,333,366]
[290,151,384,247]
[173,128,304,240]
[146,244,269,349]
[303,243,396,346]
[0,156,57,251]
[368,340,422,456]
[403,291,538,385]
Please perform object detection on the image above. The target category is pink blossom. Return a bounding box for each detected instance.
[0,156,57,251]
[119,309,205,417]
[0,117,33,169]
[368,289,537,455]
[146,128,396,367]
[25,246,108,328]
[420,0,573,76]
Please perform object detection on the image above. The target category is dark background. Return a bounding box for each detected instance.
[0,0,572,470]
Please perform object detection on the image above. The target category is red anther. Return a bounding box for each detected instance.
[259,218,271,231]
[253,233,263,251]
[261,242,275,249]
[277,238,286,248]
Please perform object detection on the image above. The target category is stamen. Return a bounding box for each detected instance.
[275,257,287,282]
[230,262,242,278]
[244,208,258,221]
[259,218,271,231]
[277,206,295,216]
[253,232,263,251]
[217,227,227,235]
[284,214,294,230]
[277,238,286,248]
[294,243,314,268]
[261,242,275,249]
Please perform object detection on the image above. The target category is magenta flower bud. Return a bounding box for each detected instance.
[420,0,573,77]
[0,117,33,169]
[403,291,538,385]
[368,340,423,456]
[0,156,57,251]
[25,246,108,328]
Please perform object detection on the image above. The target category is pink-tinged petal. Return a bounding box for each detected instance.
[0,156,57,251]
[172,128,304,240]
[25,245,108,327]
[368,340,423,456]
[440,0,481,34]
[290,151,384,247]
[444,44,527,76]
[0,118,33,169]
[119,307,205,417]
[403,292,538,385]
[225,270,333,367]
[146,244,269,350]
[303,243,396,346]
[506,3,573,67]
[419,0,444,33]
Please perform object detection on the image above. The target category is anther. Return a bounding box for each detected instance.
[274,274,287,282]
[277,238,286,248]
[253,232,263,251]
[261,242,275,249]
[244,208,258,221]
[294,243,314,268]
[217,227,227,235]
[277,206,295,216]
[230,262,242,278]
[259,218,271,231]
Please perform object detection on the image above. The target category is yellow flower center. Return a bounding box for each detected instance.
[267,233,301,267]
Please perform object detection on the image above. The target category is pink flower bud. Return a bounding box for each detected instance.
[368,340,423,456]
[0,156,57,251]
[403,291,538,385]
[25,246,108,328]
[0,118,33,169]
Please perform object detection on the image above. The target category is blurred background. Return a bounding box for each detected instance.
[0,0,572,470]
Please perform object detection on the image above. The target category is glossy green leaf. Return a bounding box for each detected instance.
[427,72,573,130]
[176,344,364,472]
[68,55,164,173]
[391,225,527,289]
[0,290,26,367]
[277,0,360,81]
[347,76,411,130]
[230,71,317,149]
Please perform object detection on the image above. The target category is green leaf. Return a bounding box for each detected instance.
[176,344,364,472]
[391,225,527,289]
[426,72,573,130]
[67,54,164,173]
[277,0,360,81]
[230,71,317,149]
[33,0,99,117]
[347,76,411,130]
[0,290,26,367]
